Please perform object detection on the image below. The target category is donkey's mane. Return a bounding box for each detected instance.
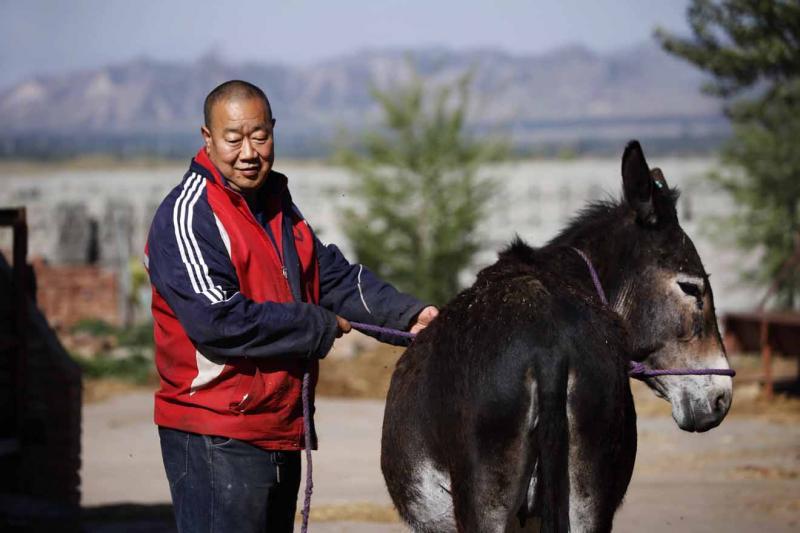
[498,187,680,265]
[498,199,625,265]
[550,199,629,246]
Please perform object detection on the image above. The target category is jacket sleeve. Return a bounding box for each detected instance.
[146,181,339,359]
[315,237,428,346]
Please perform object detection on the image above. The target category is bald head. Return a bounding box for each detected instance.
[203,80,272,129]
[201,80,276,199]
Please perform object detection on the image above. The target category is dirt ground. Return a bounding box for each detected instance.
[81,345,800,532]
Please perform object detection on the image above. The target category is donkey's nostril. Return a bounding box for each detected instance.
[713,392,727,414]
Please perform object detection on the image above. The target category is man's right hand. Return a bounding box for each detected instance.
[336,315,352,338]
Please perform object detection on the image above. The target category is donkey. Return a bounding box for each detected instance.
[381,141,733,533]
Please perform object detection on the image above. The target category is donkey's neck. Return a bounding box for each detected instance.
[545,201,637,316]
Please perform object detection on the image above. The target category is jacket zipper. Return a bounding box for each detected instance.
[225,187,293,293]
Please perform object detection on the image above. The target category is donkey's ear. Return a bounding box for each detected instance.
[621,140,657,225]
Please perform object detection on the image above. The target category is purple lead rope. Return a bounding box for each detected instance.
[299,324,414,531]
[349,248,736,381]
[300,369,313,533]
[351,323,734,379]
[628,361,735,378]
[350,322,417,339]
[571,247,609,306]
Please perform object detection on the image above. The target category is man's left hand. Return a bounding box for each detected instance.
[409,306,439,334]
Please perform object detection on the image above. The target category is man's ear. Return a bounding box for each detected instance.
[621,140,657,226]
[201,125,212,151]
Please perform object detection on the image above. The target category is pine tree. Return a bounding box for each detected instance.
[657,0,800,308]
[337,70,507,305]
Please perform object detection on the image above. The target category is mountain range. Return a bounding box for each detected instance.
[0,42,727,158]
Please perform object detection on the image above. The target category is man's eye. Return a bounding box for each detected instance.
[252,137,267,143]
[226,138,242,145]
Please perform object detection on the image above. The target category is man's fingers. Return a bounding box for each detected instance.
[336,315,352,334]
[409,306,439,334]
[419,306,439,324]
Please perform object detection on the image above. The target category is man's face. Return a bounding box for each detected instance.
[201,97,276,195]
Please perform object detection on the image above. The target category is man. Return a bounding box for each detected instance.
[144,80,437,532]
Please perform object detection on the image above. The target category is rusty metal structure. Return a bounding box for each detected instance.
[724,311,800,396]
[722,233,800,398]
[0,207,82,530]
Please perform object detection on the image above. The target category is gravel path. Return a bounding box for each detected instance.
[82,392,800,532]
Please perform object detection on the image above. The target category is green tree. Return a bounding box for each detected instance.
[337,70,507,305]
[657,0,800,308]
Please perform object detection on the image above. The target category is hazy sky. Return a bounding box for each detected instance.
[0,0,690,89]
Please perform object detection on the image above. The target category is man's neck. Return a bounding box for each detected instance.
[242,188,261,211]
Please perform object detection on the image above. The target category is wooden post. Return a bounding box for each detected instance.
[760,315,772,399]
[756,231,800,399]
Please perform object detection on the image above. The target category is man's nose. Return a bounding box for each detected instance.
[240,137,256,160]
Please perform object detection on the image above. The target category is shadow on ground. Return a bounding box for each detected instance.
[774,377,800,396]
[82,503,176,533]
[0,503,176,533]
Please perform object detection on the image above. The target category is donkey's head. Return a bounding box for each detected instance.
[610,141,732,432]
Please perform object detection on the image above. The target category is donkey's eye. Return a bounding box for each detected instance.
[678,281,701,298]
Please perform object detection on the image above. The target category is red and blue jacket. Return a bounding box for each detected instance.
[144,148,425,450]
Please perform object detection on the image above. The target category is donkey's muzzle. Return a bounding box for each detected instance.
[677,381,732,432]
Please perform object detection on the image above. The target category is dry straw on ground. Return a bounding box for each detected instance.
[296,503,400,523]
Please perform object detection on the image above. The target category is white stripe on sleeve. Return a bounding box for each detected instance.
[173,173,223,303]
[172,174,204,297]
[182,178,224,302]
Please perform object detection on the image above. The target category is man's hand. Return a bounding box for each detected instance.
[336,315,352,338]
[409,306,439,335]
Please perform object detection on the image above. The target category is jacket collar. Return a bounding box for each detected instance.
[192,147,225,185]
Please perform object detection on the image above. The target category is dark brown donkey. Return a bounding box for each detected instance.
[381,141,733,533]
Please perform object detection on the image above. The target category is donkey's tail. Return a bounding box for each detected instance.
[535,354,570,533]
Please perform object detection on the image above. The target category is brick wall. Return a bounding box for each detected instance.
[31,258,119,330]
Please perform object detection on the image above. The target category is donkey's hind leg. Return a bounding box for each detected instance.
[565,369,636,533]
[450,455,531,533]
[449,413,538,532]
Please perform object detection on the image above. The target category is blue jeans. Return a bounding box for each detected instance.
[159,427,301,533]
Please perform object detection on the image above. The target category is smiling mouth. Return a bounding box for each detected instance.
[237,167,260,176]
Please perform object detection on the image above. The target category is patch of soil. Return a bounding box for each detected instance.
[317,344,404,399]
[83,378,154,403]
[730,465,800,480]
[297,503,400,523]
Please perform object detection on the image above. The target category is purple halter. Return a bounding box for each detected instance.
[569,247,736,379]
